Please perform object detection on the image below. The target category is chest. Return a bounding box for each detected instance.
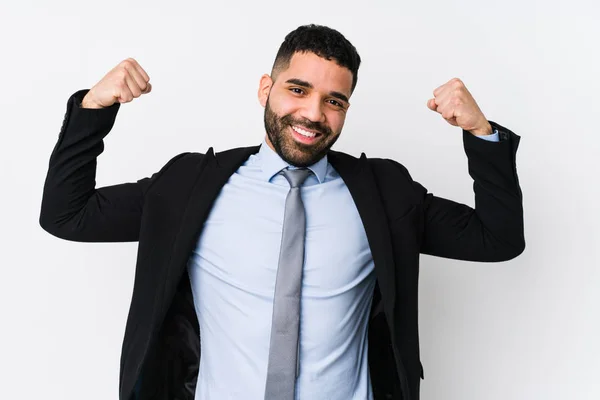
[190,173,373,296]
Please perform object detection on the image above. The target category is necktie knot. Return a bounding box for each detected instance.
[281,168,312,188]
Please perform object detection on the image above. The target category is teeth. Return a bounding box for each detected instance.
[292,126,316,138]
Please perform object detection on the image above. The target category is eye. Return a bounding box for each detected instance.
[328,99,343,107]
[290,87,304,95]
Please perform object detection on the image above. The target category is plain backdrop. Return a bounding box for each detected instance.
[1,1,598,399]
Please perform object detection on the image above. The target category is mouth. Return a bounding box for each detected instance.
[290,125,322,145]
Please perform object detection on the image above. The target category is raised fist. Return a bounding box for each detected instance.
[427,78,492,136]
[81,58,152,109]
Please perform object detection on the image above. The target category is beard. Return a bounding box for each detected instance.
[263,98,340,168]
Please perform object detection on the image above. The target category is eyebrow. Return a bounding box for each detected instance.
[285,78,350,104]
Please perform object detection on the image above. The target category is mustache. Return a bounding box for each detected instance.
[280,114,331,136]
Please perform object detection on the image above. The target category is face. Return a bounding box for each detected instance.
[258,51,354,167]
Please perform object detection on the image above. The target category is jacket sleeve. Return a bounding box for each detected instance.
[39,89,186,242]
[402,121,525,262]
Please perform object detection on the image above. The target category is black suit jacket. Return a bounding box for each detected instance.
[40,89,525,400]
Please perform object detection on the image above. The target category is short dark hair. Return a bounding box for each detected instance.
[271,24,361,93]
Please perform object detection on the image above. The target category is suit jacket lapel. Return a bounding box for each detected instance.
[328,150,397,323]
[166,145,261,290]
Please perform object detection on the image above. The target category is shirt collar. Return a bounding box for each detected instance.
[257,138,328,184]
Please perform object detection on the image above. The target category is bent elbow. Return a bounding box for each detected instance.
[39,210,77,241]
[39,213,63,239]
[497,239,526,262]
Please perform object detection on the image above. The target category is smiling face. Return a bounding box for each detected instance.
[258,51,354,167]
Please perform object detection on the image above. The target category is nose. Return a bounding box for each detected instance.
[299,96,325,124]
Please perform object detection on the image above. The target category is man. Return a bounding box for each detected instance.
[40,24,525,400]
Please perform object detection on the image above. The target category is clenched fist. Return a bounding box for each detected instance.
[427,78,492,136]
[81,58,152,109]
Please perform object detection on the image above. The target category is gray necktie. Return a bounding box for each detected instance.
[264,168,312,400]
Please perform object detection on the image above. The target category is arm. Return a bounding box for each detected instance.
[39,89,184,242]
[409,78,525,261]
[406,121,524,261]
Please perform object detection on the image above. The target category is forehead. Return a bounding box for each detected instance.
[277,52,353,97]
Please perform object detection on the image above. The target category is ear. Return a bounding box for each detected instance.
[258,74,273,108]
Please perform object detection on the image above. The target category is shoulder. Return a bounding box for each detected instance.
[166,144,261,173]
[368,157,413,181]
[329,148,423,198]
[368,157,428,209]
[328,149,415,184]
[162,151,205,172]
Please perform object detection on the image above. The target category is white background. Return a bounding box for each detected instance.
[1,1,598,399]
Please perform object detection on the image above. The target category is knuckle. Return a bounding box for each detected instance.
[121,59,134,70]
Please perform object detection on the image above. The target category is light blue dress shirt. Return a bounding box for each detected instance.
[477,129,500,142]
[186,130,498,400]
